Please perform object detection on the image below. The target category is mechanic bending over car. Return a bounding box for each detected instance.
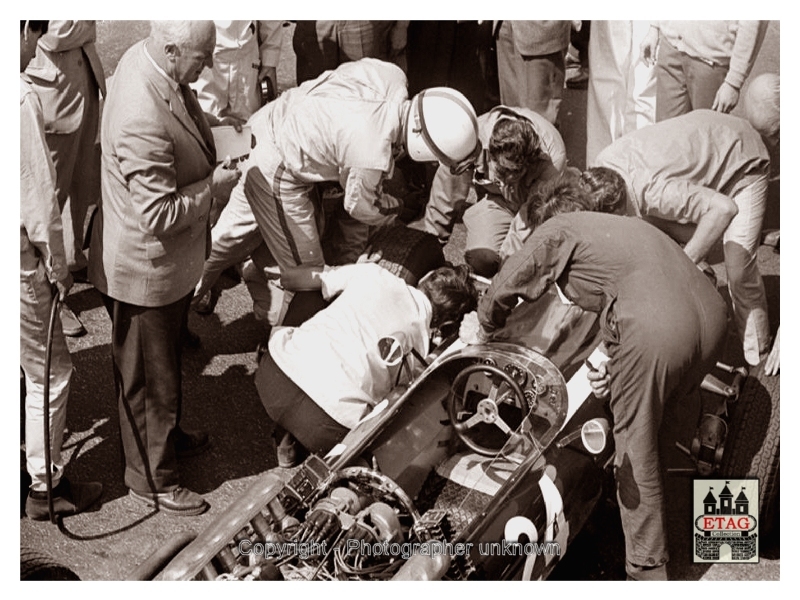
[255,262,478,468]
[459,177,728,580]
[412,105,566,278]
[590,73,780,368]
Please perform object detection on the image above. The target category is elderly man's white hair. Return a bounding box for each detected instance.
[149,20,215,48]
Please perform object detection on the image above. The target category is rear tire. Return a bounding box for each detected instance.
[719,362,779,551]
[21,547,80,581]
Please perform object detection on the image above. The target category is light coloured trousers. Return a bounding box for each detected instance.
[21,262,72,492]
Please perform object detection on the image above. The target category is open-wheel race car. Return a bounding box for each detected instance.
[151,287,619,581]
[137,226,778,582]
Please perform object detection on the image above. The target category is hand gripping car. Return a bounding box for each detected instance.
[151,289,618,580]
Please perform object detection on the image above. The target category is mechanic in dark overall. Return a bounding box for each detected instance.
[460,183,728,580]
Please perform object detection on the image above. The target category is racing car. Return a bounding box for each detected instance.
[150,281,619,581]
[139,227,777,582]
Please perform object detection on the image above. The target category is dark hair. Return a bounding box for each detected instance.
[21,21,48,34]
[580,167,627,215]
[418,264,478,332]
[522,175,594,229]
[488,117,542,185]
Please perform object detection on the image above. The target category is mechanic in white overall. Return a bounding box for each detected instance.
[237,58,480,324]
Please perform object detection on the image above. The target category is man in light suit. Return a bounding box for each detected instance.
[26,20,106,337]
[88,21,240,516]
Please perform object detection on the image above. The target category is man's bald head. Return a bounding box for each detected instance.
[743,73,780,142]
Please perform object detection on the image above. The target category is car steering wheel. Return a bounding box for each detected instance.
[448,362,528,457]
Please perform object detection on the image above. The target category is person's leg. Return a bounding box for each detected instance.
[242,136,326,271]
[723,174,771,365]
[63,74,101,273]
[292,21,326,85]
[655,35,692,122]
[586,20,632,166]
[608,282,727,578]
[496,21,522,108]
[255,348,349,455]
[463,198,515,278]
[518,52,565,126]
[630,21,657,131]
[684,55,728,112]
[194,183,263,302]
[20,263,72,493]
[103,293,191,494]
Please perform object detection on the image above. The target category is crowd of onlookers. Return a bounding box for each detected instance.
[20,20,778,581]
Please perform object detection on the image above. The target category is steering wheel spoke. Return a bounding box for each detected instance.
[448,362,528,457]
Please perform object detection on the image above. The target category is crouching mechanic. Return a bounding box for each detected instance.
[236,57,480,324]
[255,262,478,466]
[590,72,779,366]
[460,180,727,579]
[414,105,566,277]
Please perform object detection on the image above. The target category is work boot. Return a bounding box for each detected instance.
[26,477,103,521]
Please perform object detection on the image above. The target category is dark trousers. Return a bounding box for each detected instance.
[255,348,349,456]
[102,292,192,493]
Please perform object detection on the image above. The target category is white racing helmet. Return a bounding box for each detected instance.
[405,87,481,175]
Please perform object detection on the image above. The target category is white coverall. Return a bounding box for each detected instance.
[240,58,408,319]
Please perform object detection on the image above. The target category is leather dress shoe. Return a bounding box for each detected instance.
[26,477,103,521]
[175,427,210,458]
[60,305,87,337]
[128,486,208,516]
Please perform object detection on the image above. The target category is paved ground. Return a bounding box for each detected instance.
[19,21,781,583]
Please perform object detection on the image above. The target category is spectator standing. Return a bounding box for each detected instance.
[88,21,241,516]
[640,20,768,121]
[25,20,106,337]
[20,19,102,521]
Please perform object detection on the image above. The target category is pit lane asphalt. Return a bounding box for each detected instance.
[18,20,780,582]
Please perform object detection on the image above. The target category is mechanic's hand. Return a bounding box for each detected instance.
[711,81,740,114]
[210,158,241,204]
[55,273,73,302]
[459,311,488,345]
[764,326,780,376]
[586,361,611,400]
[376,193,403,216]
[639,26,660,67]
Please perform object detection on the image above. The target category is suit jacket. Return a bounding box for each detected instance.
[501,21,572,57]
[25,20,105,135]
[88,40,216,307]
